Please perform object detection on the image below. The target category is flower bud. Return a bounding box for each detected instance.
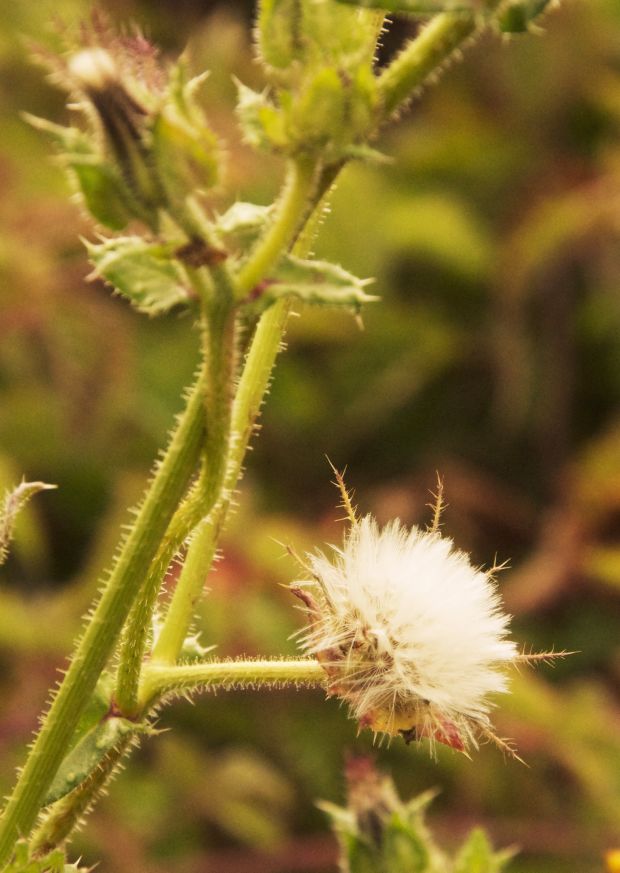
[256,0,306,77]
[150,65,220,209]
[68,48,163,226]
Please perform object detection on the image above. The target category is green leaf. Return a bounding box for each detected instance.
[71,159,143,230]
[0,481,56,569]
[44,717,145,806]
[246,254,378,312]
[23,115,149,229]
[86,237,193,316]
[5,842,89,873]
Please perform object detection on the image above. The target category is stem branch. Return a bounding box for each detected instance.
[140,658,325,706]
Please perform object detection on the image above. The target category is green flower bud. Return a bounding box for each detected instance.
[36,43,222,230]
[150,64,221,209]
[68,49,163,227]
[257,0,305,76]
[257,0,383,79]
[287,64,377,158]
[250,0,382,161]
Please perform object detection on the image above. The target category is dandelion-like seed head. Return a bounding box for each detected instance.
[291,473,541,755]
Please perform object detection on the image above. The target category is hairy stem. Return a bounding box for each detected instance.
[377,5,502,119]
[114,196,237,716]
[139,658,325,706]
[115,292,236,716]
[29,738,132,856]
[235,157,318,298]
[151,158,319,665]
[0,375,206,865]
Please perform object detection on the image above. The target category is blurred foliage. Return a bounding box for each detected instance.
[1,1,620,871]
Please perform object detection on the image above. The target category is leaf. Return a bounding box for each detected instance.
[44,717,146,806]
[23,115,146,229]
[0,481,56,569]
[86,237,194,316]
[5,842,90,873]
[71,159,142,230]
[247,254,378,313]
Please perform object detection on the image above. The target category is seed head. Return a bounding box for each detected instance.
[293,507,523,755]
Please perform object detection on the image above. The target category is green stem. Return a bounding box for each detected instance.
[377,7,501,119]
[115,290,236,715]
[0,375,206,866]
[114,194,237,716]
[29,738,132,856]
[139,658,325,707]
[151,159,319,665]
[235,157,318,298]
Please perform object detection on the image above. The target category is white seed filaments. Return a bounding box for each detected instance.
[291,472,560,756]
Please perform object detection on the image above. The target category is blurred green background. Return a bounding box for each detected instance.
[1,1,620,871]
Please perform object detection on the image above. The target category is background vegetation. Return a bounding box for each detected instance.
[1,1,620,871]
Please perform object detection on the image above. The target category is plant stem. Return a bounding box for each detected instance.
[139,658,326,707]
[151,158,319,665]
[0,375,207,866]
[235,157,318,298]
[377,6,501,119]
[115,288,236,716]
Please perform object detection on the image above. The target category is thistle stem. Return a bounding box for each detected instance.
[377,4,502,120]
[139,658,325,707]
[151,158,318,665]
[235,157,318,298]
[0,375,207,866]
[115,280,236,716]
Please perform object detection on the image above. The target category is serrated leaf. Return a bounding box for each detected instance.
[44,717,145,806]
[87,237,193,316]
[247,254,378,313]
[0,481,56,568]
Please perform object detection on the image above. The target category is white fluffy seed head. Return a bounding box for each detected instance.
[294,515,519,753]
